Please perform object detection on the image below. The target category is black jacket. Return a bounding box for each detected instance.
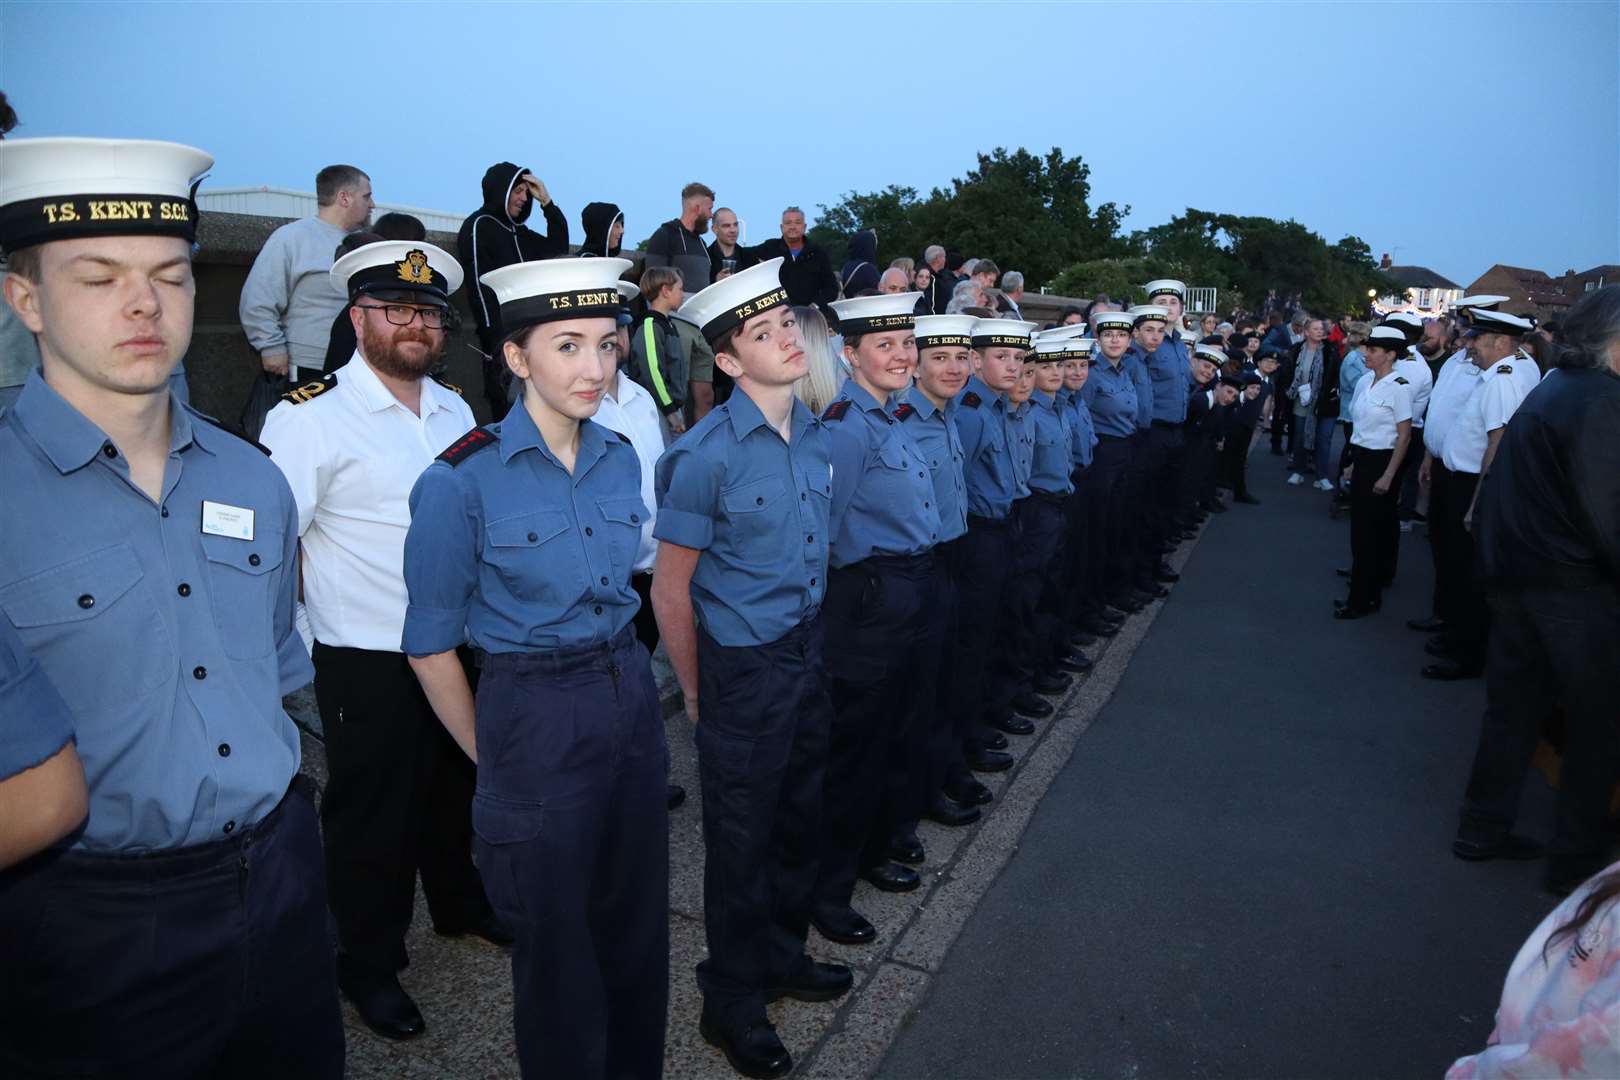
[644,218,712,293]
[922,269,958,315]
[456,162,569,339]
[753,238,839,309]
[838,230,880,298]
[1286,339,1343,419]
[1476,367,1620,590]
[707,239,760,281]
[577,201,623,258]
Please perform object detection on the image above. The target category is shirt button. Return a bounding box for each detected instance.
[593,605,603,615]
[222,821,235,835]
[193,666,207,680]
[161,507,170,518]
[585,527,594,537]
[77,593,95,609]
[630,514,639,523]
[801,493,807,501]
[756,496,764,505]
[806,534,814,543]
[600,576,609,586]
[177,583,191,597]
[811,577,818,586]
[527,532,538,542]
[925,502,931,508]
[218,743,231,757]
[102,443,117,458]
[248,553,261,567]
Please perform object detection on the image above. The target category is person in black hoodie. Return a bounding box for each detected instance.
[838,229,880,298]
[577,201,624,258]
[456,162,569,419]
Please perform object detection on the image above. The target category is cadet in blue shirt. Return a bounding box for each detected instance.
[813,292,940,945]
[897,314,983,830]
[1116,305,1170,608]
[1083,309,1145,621]
[1028,337,1096,673]
[0,137,342,1078]
[945,318,1034,784]
[1057,342,1114,643]
[649,259,849,1080]
[1144,280,1195,590]
[402,257,667,1080]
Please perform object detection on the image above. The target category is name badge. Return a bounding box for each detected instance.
[201,500,255,540]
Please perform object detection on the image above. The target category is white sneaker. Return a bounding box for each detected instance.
[1314,478,1335,491]
[1286,473,1304,486]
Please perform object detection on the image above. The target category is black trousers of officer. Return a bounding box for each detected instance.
[947,515,1016,757]
[1092,434,1133,607]
[312,643,491,982]
[1062,466,1097,629]
[1433,468,1488,666]
[1459,586,1620,874]
[1222,423,1255,499]
[923,535,966,796]
[1150,420,1187,540]
[1005,493,1068,688]
[1426,459,1452,620]
[819,554,934,908]
[696,617,831,1025]
[1397,428,1425,521]
[0,779,345,1080]
[1346,446,1399,610]
[472,628,669,1079]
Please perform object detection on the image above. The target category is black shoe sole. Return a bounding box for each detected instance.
[861,874,920,894]
[763,979,853,1004]
[810,919,876,945]
[699,1020,793,1080]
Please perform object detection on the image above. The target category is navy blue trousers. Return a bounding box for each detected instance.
[1092,435,1133,606]
[1063,466,1099,627]
[947,514,1016,755]
[1000,494,1067,695]
[0,779,344,1080]
[695,617,831,1025]
[472,627,669,1080]
[921,536,965,797]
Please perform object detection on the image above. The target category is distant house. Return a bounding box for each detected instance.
[1464,264,1577,321]
[1562,264,1619,299]
[1376,256,1463,315]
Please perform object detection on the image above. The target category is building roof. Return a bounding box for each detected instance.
[195,186,463,233]
[1385,265,1460,290]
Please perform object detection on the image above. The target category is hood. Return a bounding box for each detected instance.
[480,161,532,226]
[846,228,877,265]
[580,201,623,257]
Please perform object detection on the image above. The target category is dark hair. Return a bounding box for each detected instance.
[333,230,385,260]
[1545,869,1620,960]
[1058,305,1084,323]
[961,305,997,319]
[373,212,425,241]
[6,245,40,279]
[681,181,715,202]
[315,164,368,206]
[1268,311,1285,326]
[0,90,17,136]
[1546,284,1620,371]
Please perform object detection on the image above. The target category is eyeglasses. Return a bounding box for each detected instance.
[355,303,450,329]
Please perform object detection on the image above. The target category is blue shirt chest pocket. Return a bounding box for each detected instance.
[594,495,648,579]
[200,527,284,659]
[0,542,173,700]
[721,474,789,551]
[484,509,580,605]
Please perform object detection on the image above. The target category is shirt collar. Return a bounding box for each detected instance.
[347,352,458,418]
[842,378,886,417]
[964,374,1007,411]
[903,385,947,419]
[495,398,609,474]
[12,370,206,473]
[1032,389,1057,410]
[723,386,816,442]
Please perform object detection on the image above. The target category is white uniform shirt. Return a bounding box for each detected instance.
[261,354,475,651]
[1441,355,1528,474]
[1422,350,1481,458]
[1395,350,1434,428]
[591,372,662,573]
[1350,370,1414,450]
[1506,348,1542,400]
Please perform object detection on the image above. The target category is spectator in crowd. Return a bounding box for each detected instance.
[889,256,915,285]
[1456,285,1620,896]
[674,308,720,423]
[707,206,758,281]
[753,206,839,309]
[791,305,846,413]
[969,259,998,296]
[920,244,953,314]
[456,162,569,419]
[627,266,690,433]
[644,181,716,294]
[945,278,985,314]
[997,270,1026,318]
[1285,318,1340,490]
[321,214,428,375]
[914,264,934,300]
[1262,310,1306,455]
[240,163,373,383]
[1199,313,1218,337]
[1058,305,1085,326]
[1216,320,1234,344]
[373,211,426,242]
[1336,320,1370,492]
[877,267,909,294]
[577,201,625,257]
[839,228,880,297]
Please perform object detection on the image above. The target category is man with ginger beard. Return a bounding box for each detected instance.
[261,241,505,1042]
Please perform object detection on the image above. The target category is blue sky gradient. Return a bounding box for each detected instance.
[4,1,1616,286]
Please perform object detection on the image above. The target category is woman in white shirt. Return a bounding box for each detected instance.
[1337,325,1414,619]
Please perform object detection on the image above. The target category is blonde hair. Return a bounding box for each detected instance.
[1343,320,1371,346]
[792,305,844,414]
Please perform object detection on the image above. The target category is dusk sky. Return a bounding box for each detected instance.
[4,1,1616,288]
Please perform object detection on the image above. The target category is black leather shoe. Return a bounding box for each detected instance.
[1424,636,1457,659]
[887,830,925,865]
[1144,584,1171,600]
[1422,661,1482,681]
[1112,595,1145,614]
[433,911,515,948]
[1069,629,1098,648]
[1011,691,1054,719]
[1335,567,1350,578]
[1204,499,1228,513]
[764,959,854,1004]
[1235,493,1261,505]
[861,861,920,893]
[1100,607,1129,623]
[1333,603,1376,620]
[969,730,1008,751]
[1055,652,1092,674]
[1155,566,1181,583]
[667,783,687,810]
[812,905,876,944]
[1452,834,1546,862]
[700,1015,792,1080]
[1407,616,1447,633]
[944,777,994,806]
[926,792,982,826]
[1032,671,1070,694]
[990,711,1036,735]
[339,971,426,1041]
[965,747,1013,773]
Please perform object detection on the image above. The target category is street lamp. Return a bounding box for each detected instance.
[1367,288,1377,298]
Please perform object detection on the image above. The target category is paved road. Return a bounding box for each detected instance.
[883,440,1560,1079]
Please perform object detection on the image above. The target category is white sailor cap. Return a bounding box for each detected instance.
[913,314,977,348]
[1143,279,1187,302]
[1033,336,1090,361]
[1461,308,1535,337]
[1381,311,1425,344]
[1454,294,1510,312]
[970,317,1038,349]
[480,255,633,335]
[0,136,212,253]
[829,291,922,336]
[332,240,463,303]
[1092,310,1136,334]
[1194,343,1227,365]
[1032,323,1089,345]
[615,280,638,303]
[1178,328,1199,343]
[1366,325,1408,350]
[1128,304,1170,326]
[678,258,792,346]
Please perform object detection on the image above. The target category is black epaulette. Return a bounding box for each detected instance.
[1394,376,1409,385]
[280,372,337,405]
[185,404,271,455]
[436,426,497,467]
[429,372,463,396]
[961,391,983,408]
[1495,364,1513,374]
[892,403,917,421]
[601,426,632,445]
[821,400,852,422]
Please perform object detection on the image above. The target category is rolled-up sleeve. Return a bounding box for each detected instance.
[654,444,718,550]
[0,618,75,780]
[402,464,479,656]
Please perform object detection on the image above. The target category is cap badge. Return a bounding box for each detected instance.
[397,249,434,285]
